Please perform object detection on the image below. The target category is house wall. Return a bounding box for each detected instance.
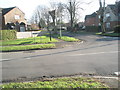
[110,21,120,29]
[104,6,118,22]
[85,16,99,26]
[3,7,26,25]
[85,17,96,26]
[104,5,119,30]
[0,8,2,30]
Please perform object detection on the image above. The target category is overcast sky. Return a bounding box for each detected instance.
[0,0,116,22]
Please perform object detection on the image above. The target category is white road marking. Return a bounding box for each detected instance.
[70,51,119,56]
[0,59,10,61]
[26,58,31,59]
[93,76,118,80]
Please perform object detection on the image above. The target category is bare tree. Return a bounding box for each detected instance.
[49,2,65,33]
[30,5,49,29]
[64,0,84,31]
[63,0,93,32]
[99,0,106,33]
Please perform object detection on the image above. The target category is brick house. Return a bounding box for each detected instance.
[84,12,101,32]
[84,12,100,27]
[0,8,2,30]
[1,6,27,31]
[85,1,120,31]
[103,1,120,30]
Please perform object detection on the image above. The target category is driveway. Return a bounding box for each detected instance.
[1,32,119,83]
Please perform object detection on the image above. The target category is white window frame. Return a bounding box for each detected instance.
[98,15,101,19]
[106,13,110,18]
[15,15,20,20]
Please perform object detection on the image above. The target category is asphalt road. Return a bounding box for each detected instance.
[1,33,119,81]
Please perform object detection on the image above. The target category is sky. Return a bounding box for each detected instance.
[0,0,116,22]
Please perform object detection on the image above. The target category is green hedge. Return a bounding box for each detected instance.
[85,26,100,32]
[114,25,120,33]
[0,30,17,40]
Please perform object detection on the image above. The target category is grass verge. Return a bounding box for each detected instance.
[0,44,55,52]
[58,36,80,42]
[96,32,120,37]
[1,36,58,46]
[0,77,108,88]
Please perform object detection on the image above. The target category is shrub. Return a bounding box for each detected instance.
[114,25,120,33]
[85,26,100,32]
[0,30,17,40]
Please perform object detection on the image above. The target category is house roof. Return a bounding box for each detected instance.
[108,2,120,16]
[108,5,117,15]
[2,7,16,15]
[85,12,97,20]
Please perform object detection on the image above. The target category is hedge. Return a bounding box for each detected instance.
[0,30,17,40]
[114,25,120,33]
[85,26,101,32]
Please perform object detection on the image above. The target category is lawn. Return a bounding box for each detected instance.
[1,77,108,88]
[0,44,55,52]
[58,36,80,42]
[96,32,120,37]
[1,36,58,46]
[0,35,81,52]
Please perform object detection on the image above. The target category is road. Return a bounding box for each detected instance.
[1,33,119,82]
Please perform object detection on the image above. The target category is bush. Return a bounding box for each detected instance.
[0,30,17,40]
[85,26,100,32]
[114,25,120,33]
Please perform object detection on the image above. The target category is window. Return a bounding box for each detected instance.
[15,15,20,19]
[119,14,120,16]
[99,23,101,26]
[98,15,101,19]
[106,13,110,18]
[106,22,110,28]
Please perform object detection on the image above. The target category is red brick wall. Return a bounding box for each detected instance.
[0,13,2,30]
[85,17,99,26]
[110,21,120,29]
[0,9,2,30]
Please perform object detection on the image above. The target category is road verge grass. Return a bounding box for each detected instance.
[51,34,80,42]
[0,77,108,88]
[1,36,58,46]
[0,44,55,52]
[58,36,80,42]
[96,32,120,37]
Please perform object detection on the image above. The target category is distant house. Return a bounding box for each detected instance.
[0,6,27,31]
[84,12,101,32]
[103,1,120,30]
[0,8,2,30]
[84,12,100,27]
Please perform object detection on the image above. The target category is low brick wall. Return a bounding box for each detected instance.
[17,31,41,39]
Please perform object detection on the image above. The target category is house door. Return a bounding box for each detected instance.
[20,26,25,32]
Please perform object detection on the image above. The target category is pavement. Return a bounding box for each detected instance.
[0,31,119,88]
